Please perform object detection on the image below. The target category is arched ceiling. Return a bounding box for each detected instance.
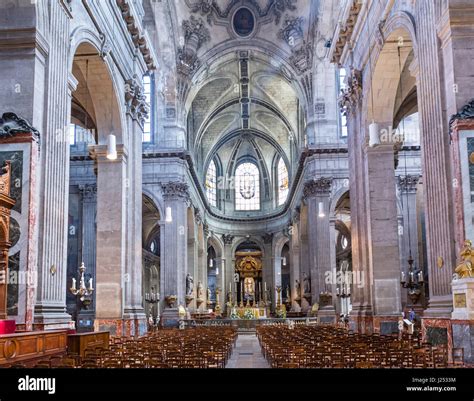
[188,51,300,174]
[172,0,322,178]
[144,0,341,216]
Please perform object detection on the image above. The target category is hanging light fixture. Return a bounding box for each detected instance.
[209,258,213,268]
[318,201,325,218]
[282,257,287,266]
[364,5,379,148]
[106,134,117,160]
[396,43,423,305]
[165,206,172,223]
[369,122,380,147]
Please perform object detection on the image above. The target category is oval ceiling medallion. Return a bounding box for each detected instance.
[233,8,255,37]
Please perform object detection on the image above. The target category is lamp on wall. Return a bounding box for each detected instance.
[106,134,117,160]
[318,201,326,218]
[165,206,172,223]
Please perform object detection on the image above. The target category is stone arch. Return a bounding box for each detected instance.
[69,38,125,144]
[207,235,224,258]
[330,187,350,216]
[363,12,418,128]
[231,236,265,257]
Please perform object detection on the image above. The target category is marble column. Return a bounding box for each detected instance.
[304,178,333,303]
[34,2,74,330]
[341,70,373,331]
[186,211,199,312]
[222,234,234,311]
[196,225,207,311]
[262,235,273,309]
[364,143,402,316]
[78,184,97,330]
[123,114,146,328]
[415,0,456,316]
[160,182,189,321]
[91,145,128,333]
[289,222,301,312]
[329,216,339,314]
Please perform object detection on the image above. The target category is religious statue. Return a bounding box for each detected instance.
[455,240,474,279]
[285,284,291,300]
[148,311,154,329]
[303,272,311,294]
[207,287,211,301]
[197,281,204,300]
[186,273,194,296]
[295,279,301,300]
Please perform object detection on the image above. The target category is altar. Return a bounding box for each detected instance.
[234,251,269,308]
[234,307,268,319]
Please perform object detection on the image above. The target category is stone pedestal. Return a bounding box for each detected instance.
[160,308,181,328]
[451,278,474,320]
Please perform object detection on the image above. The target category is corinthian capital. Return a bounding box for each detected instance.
[397,175,420,193]
[338,69,362,116]
[125,75,150,126]
[303,177,333,199]
[161,182,190,201]
[78,184,97,200]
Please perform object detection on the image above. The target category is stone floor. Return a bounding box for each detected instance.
[226,333,270,368]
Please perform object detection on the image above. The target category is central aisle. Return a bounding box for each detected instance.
[226,333,270,369]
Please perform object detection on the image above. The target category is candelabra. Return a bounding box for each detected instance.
[69,262,94,308]
[400,256,424,304]
[336,284,351,298]
[145,287,160,304]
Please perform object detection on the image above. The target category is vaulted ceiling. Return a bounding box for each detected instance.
[173,0,322,177]
[145,0,338,208]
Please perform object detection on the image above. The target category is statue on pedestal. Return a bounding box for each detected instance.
[295,279,301,301]
[303,272,311,295]
[186,273,194,296]
[196,281,203,301]
[455,240,474,279]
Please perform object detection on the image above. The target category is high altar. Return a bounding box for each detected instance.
[232,251,269,318]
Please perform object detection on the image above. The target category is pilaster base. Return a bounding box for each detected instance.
[160,308,181,328]
[34,307,74,331]
[424,295,453,318]
[94,317,147,337]
[349,305,374,334]
[318,306,337,324]
[373,315,402,335]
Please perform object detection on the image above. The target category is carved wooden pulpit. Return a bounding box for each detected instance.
[0,161,15,320]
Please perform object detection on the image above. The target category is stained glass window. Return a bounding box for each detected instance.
[278,158,289,206]
[206,160,217,207]
[235,162,260,211]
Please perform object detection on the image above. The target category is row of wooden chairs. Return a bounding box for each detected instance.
[257,325,457,369]
[28,327,237,369]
